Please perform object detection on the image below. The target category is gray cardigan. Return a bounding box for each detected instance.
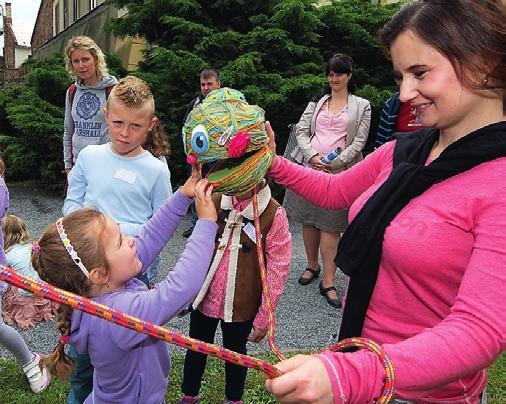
[290,93,371,170]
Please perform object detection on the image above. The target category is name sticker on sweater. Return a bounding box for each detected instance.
[114,168,137,184]
[243,222,257,243]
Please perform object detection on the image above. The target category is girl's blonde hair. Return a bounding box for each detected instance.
[64,36,108,81]
[32,208,109,380]
[108,76,170,158]
[2,215,31,252]
[0,155,5,177]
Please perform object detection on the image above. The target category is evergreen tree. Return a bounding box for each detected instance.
[0,53,126,184]
[317,0,398,89]
[109,0,327,182]
[0,84,64,182]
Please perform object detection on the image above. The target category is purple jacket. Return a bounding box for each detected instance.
[70,191,217,403]
[0,177,9,293]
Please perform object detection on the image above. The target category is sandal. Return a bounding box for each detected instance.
[298,265,321,286]
[319,281,342,308]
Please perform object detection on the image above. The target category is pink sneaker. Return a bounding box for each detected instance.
[22,353,51,393]
[224,400,243,404]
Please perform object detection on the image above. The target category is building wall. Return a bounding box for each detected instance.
[14,47,31,68]
[37,3,116,58]
[3,3,16,69]
[31,0,54,53]
[53,0,107,35]
[33,1,146,71]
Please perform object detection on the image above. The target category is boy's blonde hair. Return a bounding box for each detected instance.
[2,215,31,252]
[64,36,108,81]
[108,76,170,158]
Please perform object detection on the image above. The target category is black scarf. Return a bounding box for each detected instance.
[336,121,506,340]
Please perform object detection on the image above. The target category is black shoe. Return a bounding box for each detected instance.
[182,226,195,238]
[319,281,342,308]
[298,265,321,286]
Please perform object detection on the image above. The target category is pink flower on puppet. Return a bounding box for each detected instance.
[187,154,198,165]
[228,131,250,158]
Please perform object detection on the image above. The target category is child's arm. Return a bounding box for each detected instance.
[0,185,8,293]
[109,182,218,349]
[0,184,8,266]
[62,155,86,216]
[62,88,74,171]
[135,190,193,271]
[136,166,203,270]
[251,207,292,337]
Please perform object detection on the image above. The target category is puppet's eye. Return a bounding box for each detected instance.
[191,125,209,153]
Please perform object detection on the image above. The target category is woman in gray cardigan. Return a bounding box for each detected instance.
[284,53,371,308]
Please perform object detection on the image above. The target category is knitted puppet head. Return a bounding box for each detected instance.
[182,88,272,195]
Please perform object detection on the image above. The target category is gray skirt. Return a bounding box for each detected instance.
[283,188,348,233]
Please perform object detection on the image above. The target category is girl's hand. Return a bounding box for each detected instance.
[248,326,268,343]
[266,121,278,162]
[181,164,202,198]
[265,355,334,403]
[194,179,217,222]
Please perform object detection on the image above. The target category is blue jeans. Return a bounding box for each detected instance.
[66,344,93,404]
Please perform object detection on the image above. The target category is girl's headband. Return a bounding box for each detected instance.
[56,218,90,278]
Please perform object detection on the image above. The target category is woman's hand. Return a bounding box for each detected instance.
[265,354,334,403]
[266,121,278,162]
[180,164,202,198]
[309,155,332,173]
[194,179,217,222]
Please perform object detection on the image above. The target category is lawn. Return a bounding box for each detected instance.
[0,352,503,403]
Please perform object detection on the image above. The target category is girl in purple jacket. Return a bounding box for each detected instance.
[32,173,217,404]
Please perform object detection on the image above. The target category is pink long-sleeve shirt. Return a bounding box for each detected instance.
[199,202,291,330]
[270,141,506,403]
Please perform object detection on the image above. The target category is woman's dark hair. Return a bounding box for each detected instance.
[326,53,353,76]
[379,0,506,93]
[326,53,356,93]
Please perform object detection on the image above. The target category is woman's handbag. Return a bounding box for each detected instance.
[283,123,303,164]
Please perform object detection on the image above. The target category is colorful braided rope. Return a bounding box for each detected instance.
[329,338,395,403]
[0,267,395,402]
[251,190,285,361]
[0,265,281,378]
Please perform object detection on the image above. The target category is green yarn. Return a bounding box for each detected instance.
[183,88,271,195]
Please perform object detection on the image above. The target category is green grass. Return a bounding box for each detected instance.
[0,352,503,403]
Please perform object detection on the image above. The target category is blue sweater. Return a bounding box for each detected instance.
[63,144,172,236]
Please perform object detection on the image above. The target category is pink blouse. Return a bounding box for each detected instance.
[311,100,348,156]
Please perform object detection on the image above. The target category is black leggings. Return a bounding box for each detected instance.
[181,309,254,401]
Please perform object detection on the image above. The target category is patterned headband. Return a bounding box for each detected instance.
[56,218,90,278]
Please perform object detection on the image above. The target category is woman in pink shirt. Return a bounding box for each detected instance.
[265,0,505,403]
[285,53,370,308]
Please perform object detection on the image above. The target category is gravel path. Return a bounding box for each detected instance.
[1,184,348,359]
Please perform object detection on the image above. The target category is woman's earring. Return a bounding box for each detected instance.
[482,76,489,86]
